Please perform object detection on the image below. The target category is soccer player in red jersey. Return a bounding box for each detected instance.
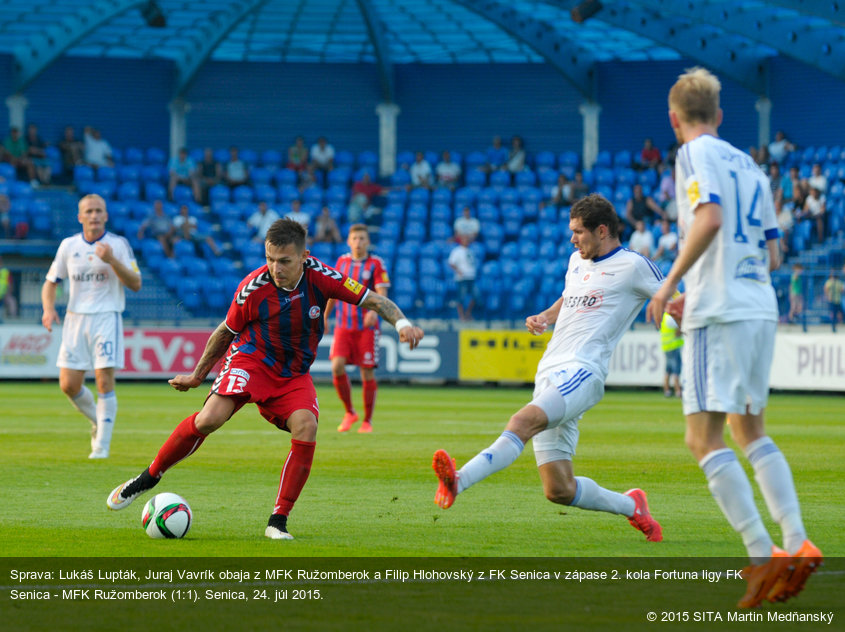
[107,219,423,540]
[325,224,390,433]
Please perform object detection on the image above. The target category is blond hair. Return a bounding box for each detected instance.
[668,67,721,126]
[78,193,107,210]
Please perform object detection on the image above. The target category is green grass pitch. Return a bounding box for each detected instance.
[1,381,842,558]
[2,382,843,631]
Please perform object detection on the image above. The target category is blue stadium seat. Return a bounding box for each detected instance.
[419,258,442,278]
[393,292,416,315]
[141,164,166,182]
[91,181,116,199]
[117,165,141,183]
[432,187,453,205]
[397,241,422,259]
[558,150,579,169]
[232,185,254,203]
[430,221,452,242]
[277,184,299,203]
[97,166,116,182]
[465,151,487,170]
[159,259,182,290]
[124,147,144,165]
[478,188,499,205]
[250,167,272,185]
[394,277,417,296]
[329,167,353,187]
[477,203,500,224]
[469,240,486,263]
[534,151,556,170]
[539,223,560,242]
[482,223,504,252]
[146,147,166,165]
[396,151,415,167]
[465,169,486,187]
[407,203,428,223]
[172,185,194,204]
[254,183,277,204]
[301,186,323,205]
[391,169,411,186]
[274,169,297,186]
[309,242,333,262]
[595,150,612,168]
[489,170,511,189]
[382,203,405,224]
[638,169,658,188]
[335,150,355,168]
[209,184,230,204]
[519,223,539,243]
[239,149,258,165]
[261,149,282,170]
[358,150,378,168]
[117,181,140,201]
[387,188,408,205]
[174,240,197,259]
[430,203,452,224]
[409,187,431,205]
[74,165,95,182]
[454,187,477,208]
[404,221,427,241]
[424,151,439,168]
[380,222,401,241]
[515,170,536,188]
[613,150,632,168]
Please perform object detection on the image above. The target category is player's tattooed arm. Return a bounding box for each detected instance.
[169,321,235,391]
[359,291,424,350]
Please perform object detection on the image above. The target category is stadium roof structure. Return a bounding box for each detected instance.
[0,0,843,102]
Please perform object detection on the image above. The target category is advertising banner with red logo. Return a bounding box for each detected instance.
[0,325,62,377]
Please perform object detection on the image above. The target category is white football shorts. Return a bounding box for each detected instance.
[682,319,776,416]
[57,311,125,370]
[529,364,604,465]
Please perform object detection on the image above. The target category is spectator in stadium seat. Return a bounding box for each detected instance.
[195,147,222,205]
[570,171,589,202]
[807,163,827,194]
[435,150,462,189]
[448,235,479,321]
[409,151,433,190]
[755,144,770,169]
[803,186,826,242]
[548,174,572,208]
[2,126,36,183]
[767,162,783,199]
[287,136,308,173]
[788,263,804,323]
[25,123,51,186]
[654,219,678,263]
[0,193,11,239]
[83,126,114,170]
[433,195,664,544]
[628,219,654,258]
[453,205,480,243]
[312,205,342,244]
[224,146,249,188]
[348,172,388,224]
[248,201,280,243]
[768,130,795,164]
[309,136,335,177]
[137,199,175,258]
[0,255,18,320]
[325,224,392,433]
[484,135,508,172]
[775,192,794,255]
[504,135,526,174]
[42,193,141,459]
[637,137,661,170]
[168,147,200,203]
[625,183,665,230]
[657,164,677,221]
[106,218,424,541]
[284,199,311,230]
[59,125,84,178]
[173,204,221,256]
[823,269,844,331]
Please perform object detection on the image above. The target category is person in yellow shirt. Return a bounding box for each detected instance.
[660,311,682,397]
[823,269,844,331]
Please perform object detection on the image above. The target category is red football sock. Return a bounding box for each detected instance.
[273,439,316,516]
[362,379,378,423]
[333,374,354,413]
[149,413,206,478]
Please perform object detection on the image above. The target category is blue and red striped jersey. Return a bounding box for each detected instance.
[332,253,390,330]
[225,257,368,377]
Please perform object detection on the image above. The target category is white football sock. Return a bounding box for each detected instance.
[745,436,807,554]
[69,386,97,424]
[456,431,524,494]
[572,476,636,515]
[700,448,773,562]
[95,391,117,451]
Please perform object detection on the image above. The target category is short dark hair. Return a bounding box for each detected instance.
[266,218,307,250]
[570,193,621,239]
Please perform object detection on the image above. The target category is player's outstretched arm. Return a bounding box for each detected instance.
[359,291,424,349]
[169,321,235,391]
[526,297,563,335]
[40,280,60,332]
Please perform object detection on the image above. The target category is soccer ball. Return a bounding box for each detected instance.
[141,493,192,539]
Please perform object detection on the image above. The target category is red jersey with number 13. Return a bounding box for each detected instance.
[225,257,368,377]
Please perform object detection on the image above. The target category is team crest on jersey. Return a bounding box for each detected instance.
[686,179,701,207]
[583,273,591,281]
[309,305,322,319]
[362,269,372,280]
[343,277,365,295]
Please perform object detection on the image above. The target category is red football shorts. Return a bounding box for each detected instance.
[329,327,380,368]
[211,354,319,431]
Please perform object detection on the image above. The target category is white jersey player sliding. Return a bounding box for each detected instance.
[41,194,141,458]
[433,193,664,543]
[646,67,821,609]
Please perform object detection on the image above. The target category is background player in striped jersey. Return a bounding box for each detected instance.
[107,219,423,540]
[646,67,821,608]
[325,224,390,433]
[41,194,142,459]
[432,194,663,544]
